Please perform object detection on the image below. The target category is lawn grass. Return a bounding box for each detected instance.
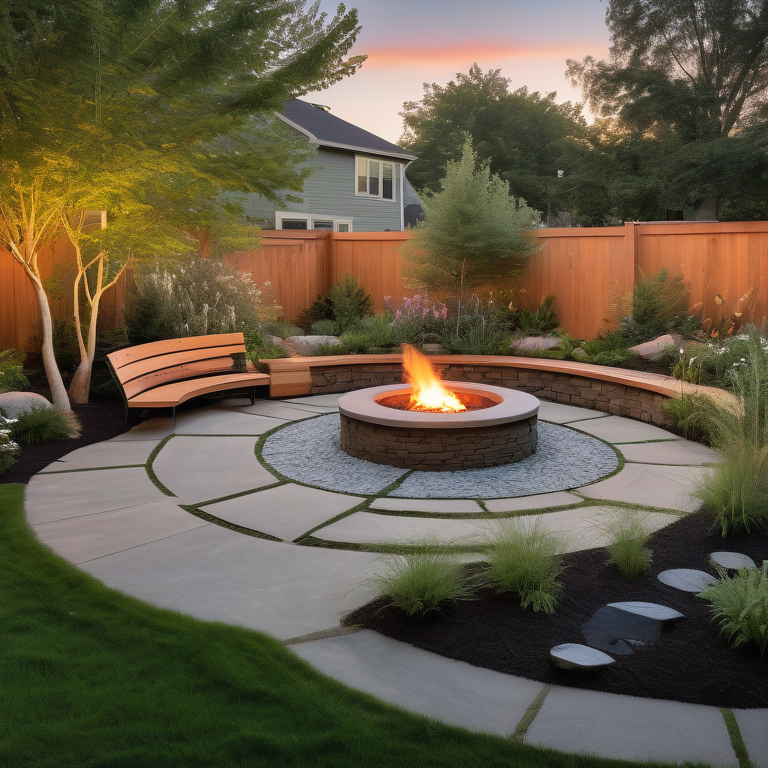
[1,483,687,768]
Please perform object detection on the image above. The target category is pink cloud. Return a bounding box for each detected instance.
[357,42,604,69]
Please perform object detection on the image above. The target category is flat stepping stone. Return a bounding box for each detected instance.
[550,643,615,670]
[607,602,685,624]
[581,606,662,656]
[710,551,757,572]
[657,568,717,592]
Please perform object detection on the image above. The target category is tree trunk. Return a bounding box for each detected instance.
[69,292,101,404]
[30,279,72,412]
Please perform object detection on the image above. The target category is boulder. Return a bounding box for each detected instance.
[0,391,54,419]
[510,335,561,353]
[628,333,681,361]
[710,551,757,573]
[266,335,295,356]
[657,568,718,592]
[581,605,663,656]
[285,335,342,356]
[550,643,615,670]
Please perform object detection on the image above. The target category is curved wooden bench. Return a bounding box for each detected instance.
[107,333,269,428]
[263,353,720,427]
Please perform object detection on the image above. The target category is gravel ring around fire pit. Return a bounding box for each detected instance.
[261,413,619,498]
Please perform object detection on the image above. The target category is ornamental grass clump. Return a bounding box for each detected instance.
[692,325,768,535]
[0,349,29,393]
[597,507,654,580]
[10,406,81,446]
[484,520,566,614]
[699,561,768,657]
[365,537,479,618]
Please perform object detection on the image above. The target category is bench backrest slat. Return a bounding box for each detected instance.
[108,333,245,370]
[107,333,247,400]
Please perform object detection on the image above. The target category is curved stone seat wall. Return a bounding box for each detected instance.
[264,354,690,427]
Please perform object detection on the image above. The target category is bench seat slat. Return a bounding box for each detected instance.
[128,373,269,408]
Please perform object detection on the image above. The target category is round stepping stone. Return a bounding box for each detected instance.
[550,643,615,670]
[710,552,757,572]
[607,601,685,624]
[657,568,717,592]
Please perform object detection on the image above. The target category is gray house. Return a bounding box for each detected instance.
[242,99,418,232]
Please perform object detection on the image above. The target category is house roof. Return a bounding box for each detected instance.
[278,99,417,162]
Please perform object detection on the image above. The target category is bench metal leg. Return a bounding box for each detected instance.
[172,406,176,433]
[250,387,256,405]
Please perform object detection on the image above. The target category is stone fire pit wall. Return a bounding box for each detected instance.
[340,411,538,471]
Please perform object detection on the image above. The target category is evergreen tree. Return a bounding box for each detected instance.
[403,138,539,298]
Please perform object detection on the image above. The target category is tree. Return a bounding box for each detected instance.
[567,0,768,139]
[402,137,539,298]
[0,0,364,407]
[566,1,768,220]
[400,65,587,213]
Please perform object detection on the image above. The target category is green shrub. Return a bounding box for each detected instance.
[262,321,303,340]
[364,538,480,618]
[310,319,339,336]
[10,406,81,446]
[125,258,266,344]
[438,300,510,355]
[0,349,29,393]
[663,393,717,444]
[338,332,375,354]
[0,415,20,473]
[699,561,768,657]
[484,520,566,613]
[328,274,373,332]
[620,267,692,344]
[389,294,448,347]
[695,444,768,535]
[249,341,289,365]
[296,293,334,330]
[598,508,654,580]
[510,295,559,335]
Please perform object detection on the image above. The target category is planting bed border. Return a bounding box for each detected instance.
[264,354,709,427]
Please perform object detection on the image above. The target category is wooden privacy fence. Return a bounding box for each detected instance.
[4,221,768,357]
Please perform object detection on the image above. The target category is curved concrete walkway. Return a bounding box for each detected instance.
[26,396,766,768]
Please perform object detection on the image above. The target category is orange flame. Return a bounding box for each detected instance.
[402,344,466,412]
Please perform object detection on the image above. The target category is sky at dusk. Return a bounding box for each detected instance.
[306,0,612,144]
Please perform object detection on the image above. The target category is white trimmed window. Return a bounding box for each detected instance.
[275,212,353,232]
[356,156,396,200]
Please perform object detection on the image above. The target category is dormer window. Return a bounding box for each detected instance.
[356,156,395,200]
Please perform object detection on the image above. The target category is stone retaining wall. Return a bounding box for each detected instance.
[310,363,670,425]
[340,412,538,471]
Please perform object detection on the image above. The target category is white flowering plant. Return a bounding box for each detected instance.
[0,415,20,474]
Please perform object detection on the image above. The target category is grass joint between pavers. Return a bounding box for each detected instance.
[511,685,551,743]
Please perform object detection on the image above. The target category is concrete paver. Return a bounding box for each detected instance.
[152,435,276,503]
[292,631,544,736]
[370,498,483,514]
[284,394,343,407]
[213,399,335,421]
[537,401,611,424]
[26,467,167,524]
[568,414,684,444]
[174,408,289,435]
[734,708,768,768]
[525,685,738,767]
[38,439,161,472]
[619,439,721,465]
[484,491,583,513]
[313,510,488,546]
[202,483,364,541]
[78,524,379,640]
[576,463,711,511]
[30,499,209,564]
[110,418,174,441]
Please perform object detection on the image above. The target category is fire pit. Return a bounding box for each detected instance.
[338,346,539,471]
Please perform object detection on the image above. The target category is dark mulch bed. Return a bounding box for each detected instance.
[4,396,129,484]
[346,514,768,709]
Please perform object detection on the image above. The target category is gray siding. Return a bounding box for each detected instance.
[241,147,404,232]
